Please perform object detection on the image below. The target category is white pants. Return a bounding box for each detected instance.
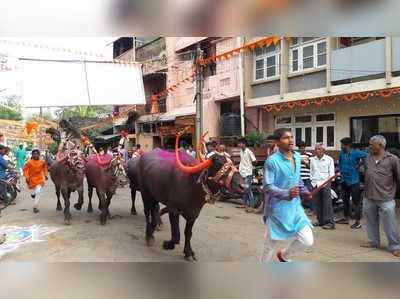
[31,185,42,208]
[260,225,314,262]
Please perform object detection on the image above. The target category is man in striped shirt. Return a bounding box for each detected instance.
[297,141,314,213]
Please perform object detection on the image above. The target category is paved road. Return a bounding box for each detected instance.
[1,182,399,262]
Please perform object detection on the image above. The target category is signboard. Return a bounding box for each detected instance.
[20,60,145,108]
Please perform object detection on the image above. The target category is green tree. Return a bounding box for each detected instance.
[58,106,113,119]
[0,96,23,121]
[27,111,55,122]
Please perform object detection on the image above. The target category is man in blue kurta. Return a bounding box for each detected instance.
[260,128,313,262]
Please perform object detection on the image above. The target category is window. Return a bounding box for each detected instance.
[302,45,314,70]
[276,116,292,125]
[220,78,230,87]
[291,49,299,72]
[290,38,327,73]
[351,115,400,149]
[275,112,335,148]
[254,44,280,81]
[295,115,312,123]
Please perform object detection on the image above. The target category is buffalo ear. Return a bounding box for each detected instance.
[197,169,208,184]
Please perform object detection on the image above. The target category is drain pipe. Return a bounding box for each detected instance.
[238,36,245,137]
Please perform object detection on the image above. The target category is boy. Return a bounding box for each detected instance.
[23,149,48,213]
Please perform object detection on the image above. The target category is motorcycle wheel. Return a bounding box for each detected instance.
[3,186,17,205]
[253,190,264,209]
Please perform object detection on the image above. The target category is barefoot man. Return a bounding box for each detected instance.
[260,128,313,262]
[23,149,48,213]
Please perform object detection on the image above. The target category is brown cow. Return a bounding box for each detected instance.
[85,154,128,225]
[49,151,86,225]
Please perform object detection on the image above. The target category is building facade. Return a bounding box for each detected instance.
[115,37,243,150]
[245,37,400,154]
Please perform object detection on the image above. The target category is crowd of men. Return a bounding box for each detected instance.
[235,130,400,261]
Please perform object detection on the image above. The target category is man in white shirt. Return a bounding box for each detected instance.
[205,141,218,159]
[238,138,257,211]
[310,143,336,230]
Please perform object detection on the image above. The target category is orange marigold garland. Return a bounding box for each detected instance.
[379,89,393,98]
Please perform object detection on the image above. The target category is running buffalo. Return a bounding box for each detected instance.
[85,154,128,225]
[49,151,86,225]
[127,132,247,261]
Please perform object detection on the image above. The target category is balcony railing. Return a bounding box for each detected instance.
[331,39,385,82]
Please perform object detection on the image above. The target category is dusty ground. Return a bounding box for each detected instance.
[1,182,399,262]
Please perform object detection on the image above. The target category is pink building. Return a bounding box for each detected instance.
[164,37,242,145]
[115,37,243,150]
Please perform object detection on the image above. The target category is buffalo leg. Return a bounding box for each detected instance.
[61,189,72,225]
[183,219,196,261]
[143,195,157,246]
[163,212,180,250]
[87,185,93,213]
[97,190,108,225]
[74,186,84,211]
[155,203,163,230]
[105,191,113,219]
[56,185,62,211]
[130,186,137,215]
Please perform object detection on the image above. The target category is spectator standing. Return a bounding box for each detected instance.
[132,144,144,159]
[238,138,257,212]
[362,135,400,257]
[297,141,314,214]
[186,145,196,159]
[310,143,336,230]
[205,141,218,159]
[336,137,368,229]
[216,144,231,159]
[15,144,27,175]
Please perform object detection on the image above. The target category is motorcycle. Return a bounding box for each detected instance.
[0,169,21,205]
[218,166,265,207]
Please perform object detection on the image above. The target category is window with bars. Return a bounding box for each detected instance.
[290,38,327,73]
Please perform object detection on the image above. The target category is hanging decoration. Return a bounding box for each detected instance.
[262,87,400,113]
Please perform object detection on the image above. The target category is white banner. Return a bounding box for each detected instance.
[20,60,145,108]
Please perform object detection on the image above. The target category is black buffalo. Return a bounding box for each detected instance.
[127,133,247,261]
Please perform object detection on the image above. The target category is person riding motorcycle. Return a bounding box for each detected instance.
[0,144,11,201]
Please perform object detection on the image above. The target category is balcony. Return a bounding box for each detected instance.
[331,39,385,83]
[136,38,167,75]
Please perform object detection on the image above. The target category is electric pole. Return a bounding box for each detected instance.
[195,44,204,147]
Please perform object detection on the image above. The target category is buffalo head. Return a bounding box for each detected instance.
[175,130,247,196]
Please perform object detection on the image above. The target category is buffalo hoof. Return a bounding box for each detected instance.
[146,237,155,247]
[131,209,137,216]
[155,224,163,231]
[184,251,197,262]
[64,218,71,226]
[56,205,62,211]
[100,215,107,225]
[162,240,176,250]
[87,206,93,213]
[74,203,82,211]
